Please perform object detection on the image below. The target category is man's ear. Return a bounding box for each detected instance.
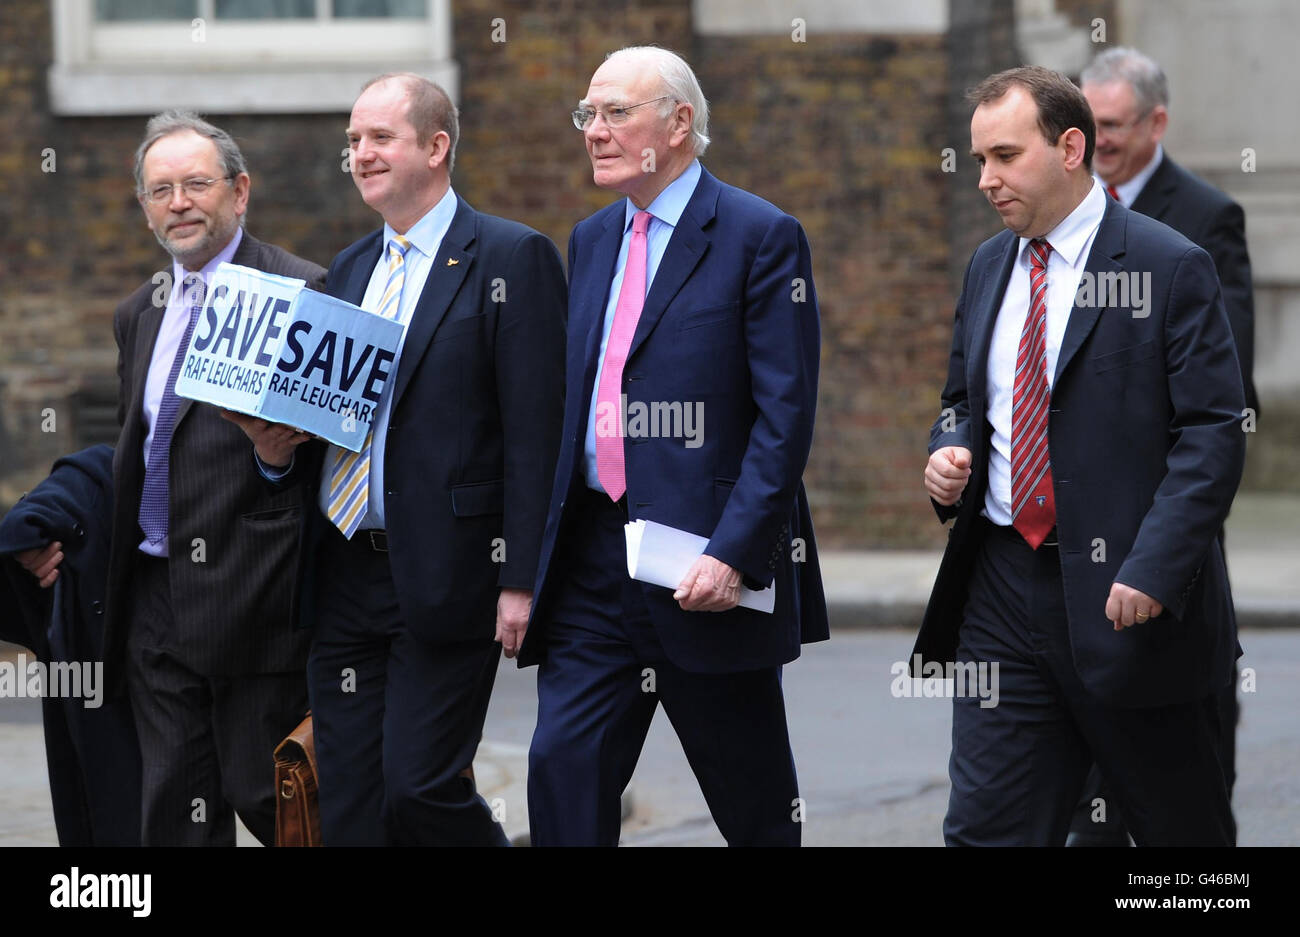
[231,172,251,219]
[139,192,155,231]
[426,131,452,171]
[1149,105,1169,144]
[1061,126,1088,172]
[668,101,694,150]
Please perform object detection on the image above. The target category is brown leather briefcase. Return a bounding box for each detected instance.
[272,712,480,846]
[273,713,320,847]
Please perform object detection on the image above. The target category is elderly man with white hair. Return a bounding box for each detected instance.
[514,46,828,846]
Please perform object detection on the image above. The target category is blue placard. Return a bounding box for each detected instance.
[174,262,405,451]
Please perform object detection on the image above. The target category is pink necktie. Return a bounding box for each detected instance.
[595,210,652,501]
[1011,238,1056,549]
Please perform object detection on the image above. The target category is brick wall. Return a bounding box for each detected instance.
[0,0,1019,548]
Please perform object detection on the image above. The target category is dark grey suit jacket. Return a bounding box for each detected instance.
[1130,153,1258,414]
[104,232,324,693]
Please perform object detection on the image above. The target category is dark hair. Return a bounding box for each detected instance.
[361,72,459,173]
[967,65,1095,171]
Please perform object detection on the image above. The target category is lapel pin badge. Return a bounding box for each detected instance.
[446,258,459,266]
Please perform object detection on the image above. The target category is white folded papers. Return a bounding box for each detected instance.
[624,519,775,613]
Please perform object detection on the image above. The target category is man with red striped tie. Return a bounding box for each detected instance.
[917,66,1245,846]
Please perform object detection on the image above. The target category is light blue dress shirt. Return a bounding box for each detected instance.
[582,159,703,492]
[314,187,459,530]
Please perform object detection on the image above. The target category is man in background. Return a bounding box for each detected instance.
[1075,46,1254,844]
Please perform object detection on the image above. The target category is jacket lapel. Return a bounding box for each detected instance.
[625,169,715,363]
[1054,199,1128,384]
[576,209,625,388]
[1129,153,1175,221]
[129,297,165,434]
[342,232,382,307]
[966,233,1018,402]
[390,197,474,407]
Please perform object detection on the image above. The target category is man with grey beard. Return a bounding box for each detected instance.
[16,110,324,845]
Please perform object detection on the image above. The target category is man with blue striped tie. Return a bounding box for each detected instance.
[232,73,566,845]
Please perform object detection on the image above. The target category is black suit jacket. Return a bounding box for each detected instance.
[104,232,323,693]
[285,196,566,643]
[1,446,141,845]
[1130,153,1258,414]
[913,199,1246,708]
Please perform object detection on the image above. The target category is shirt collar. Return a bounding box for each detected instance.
[384,186,458,259]
[1099,143,1163,207]
[171,226,243,301]
[1018,178,1107,269]
[623,159,702,232]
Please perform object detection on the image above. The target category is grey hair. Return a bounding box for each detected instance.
[133,109,248,194]
[1080,47,1170,115]
[607,46,711,157]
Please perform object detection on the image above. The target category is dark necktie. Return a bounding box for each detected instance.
[1011,238,1056,549]
[138,301,203,546]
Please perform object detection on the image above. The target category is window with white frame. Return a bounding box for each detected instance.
[49,0,457,115]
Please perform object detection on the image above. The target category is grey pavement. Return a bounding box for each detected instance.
[2,492,1298,846]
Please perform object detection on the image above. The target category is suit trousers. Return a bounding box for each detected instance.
[1069,527,1241,845]
[944,520,1234,846]
[126,554,307,846]
[528,487,800,846]
[307,523,508,846]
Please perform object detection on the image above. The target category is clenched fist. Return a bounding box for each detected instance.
[924,446,972,506]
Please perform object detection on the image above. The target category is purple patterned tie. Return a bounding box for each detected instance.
[138,301,203,546]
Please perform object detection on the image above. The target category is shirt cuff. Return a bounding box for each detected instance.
[255,450,294,481]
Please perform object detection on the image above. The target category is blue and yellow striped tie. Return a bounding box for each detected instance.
[326,235,411,537]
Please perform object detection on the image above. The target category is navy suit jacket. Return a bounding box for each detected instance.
[1130,153,1258,415]
[913,198,1246,708]
[286,196,566,643]
[0,445,142,845]
[521,167,828,674]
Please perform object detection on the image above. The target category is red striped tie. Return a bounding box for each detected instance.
[1012,238,1056,549]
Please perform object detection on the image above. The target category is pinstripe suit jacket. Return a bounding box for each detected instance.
[103,232,324,694]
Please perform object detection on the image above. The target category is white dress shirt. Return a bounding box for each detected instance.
[982,180,1107,525]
